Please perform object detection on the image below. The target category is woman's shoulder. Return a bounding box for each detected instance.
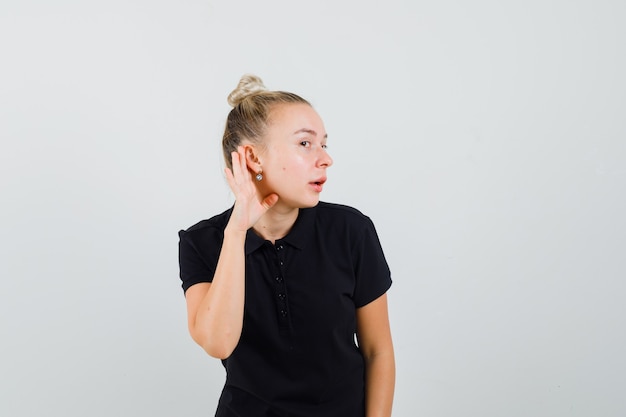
[314,201,373,226]
[179,207,233,237]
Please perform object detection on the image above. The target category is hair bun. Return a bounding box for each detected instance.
[227,74,267,107]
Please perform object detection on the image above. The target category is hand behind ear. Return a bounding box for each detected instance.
[224,146,278,232]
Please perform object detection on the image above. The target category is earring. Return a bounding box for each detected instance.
[255,171,263,181]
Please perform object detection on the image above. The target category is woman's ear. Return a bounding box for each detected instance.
[242,144,262,172]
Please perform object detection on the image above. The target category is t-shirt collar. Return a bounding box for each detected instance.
[244,206,316,254]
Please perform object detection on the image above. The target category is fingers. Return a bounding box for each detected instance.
[235,146,247,179]
[230,149,242,182]
[224,166,235,190]
[231,147,253,183]
[261,193,279,210]
[226,147,249,191]
[227,145,278,211]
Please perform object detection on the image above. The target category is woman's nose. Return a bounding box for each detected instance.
[318,147,333,168]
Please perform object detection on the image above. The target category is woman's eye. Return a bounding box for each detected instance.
[321,144,328,149]
[300,141,311,147]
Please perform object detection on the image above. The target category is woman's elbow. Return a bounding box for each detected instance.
[202,341,235,360]
[190,328,237,360]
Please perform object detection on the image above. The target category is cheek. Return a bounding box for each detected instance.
[280,160,300,173]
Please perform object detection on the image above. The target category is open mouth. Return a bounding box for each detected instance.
[310,178,326,192]
[311,178,326,186]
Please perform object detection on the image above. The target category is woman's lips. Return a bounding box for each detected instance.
[309,177,326,193]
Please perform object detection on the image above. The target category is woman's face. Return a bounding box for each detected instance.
[254,103,333,209]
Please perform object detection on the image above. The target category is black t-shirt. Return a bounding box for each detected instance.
[178,202,392,417]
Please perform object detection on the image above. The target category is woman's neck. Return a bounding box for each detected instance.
[252,206,299,244]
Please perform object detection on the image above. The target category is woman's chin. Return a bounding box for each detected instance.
[276,195,320,210]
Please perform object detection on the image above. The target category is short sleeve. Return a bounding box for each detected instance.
[178,226,223,293]
[352,217,392,307]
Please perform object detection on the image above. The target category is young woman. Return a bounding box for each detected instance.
[178,75,395,417]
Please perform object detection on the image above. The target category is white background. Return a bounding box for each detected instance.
[1,1,625,416]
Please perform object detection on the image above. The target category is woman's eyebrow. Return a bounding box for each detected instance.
[293,128,328,138]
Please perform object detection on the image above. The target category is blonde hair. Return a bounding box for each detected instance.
[222,74,310,170]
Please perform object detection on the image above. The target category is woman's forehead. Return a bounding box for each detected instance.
[268,103,326,134]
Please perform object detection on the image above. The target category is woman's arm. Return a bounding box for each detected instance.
[185,146,278,359]
[185,227,247,359]
[356,293,395,417]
